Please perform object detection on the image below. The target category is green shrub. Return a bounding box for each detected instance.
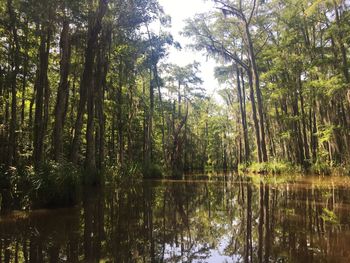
[82,167,103,186]
[238,163,249,174]
[311,161,331,175]
[104,162,142,185]
[331,165,350,176]
[1,162,80,210]
[0,165,33,210]
[245,161,298,175]
[30,161,81,208]
[321,208,339,224]
[266,161,296,174]
[249,162,268,174]
[347,165,350,176]
[142,163,163,179]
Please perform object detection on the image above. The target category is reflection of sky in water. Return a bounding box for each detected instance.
[163,235,237,263]
[161,225,243,262]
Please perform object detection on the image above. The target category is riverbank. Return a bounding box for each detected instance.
[239,161,350,176]
[1,160,350,213]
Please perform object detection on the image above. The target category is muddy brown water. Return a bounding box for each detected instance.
[1,174,350,262]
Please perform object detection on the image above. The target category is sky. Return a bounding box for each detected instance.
[156,0,220,100]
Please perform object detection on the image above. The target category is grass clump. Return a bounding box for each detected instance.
[242,161,298,175]
[266,161,296,174]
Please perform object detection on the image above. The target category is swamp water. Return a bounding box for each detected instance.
[1,174,350,262]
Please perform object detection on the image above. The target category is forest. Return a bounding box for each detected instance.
[0,0,349,216]
[0,0,350,262]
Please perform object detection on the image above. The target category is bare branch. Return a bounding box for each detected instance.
[247,0,257,25]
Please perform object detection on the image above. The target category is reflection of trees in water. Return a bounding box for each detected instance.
[272,184,350,263]
[1,178,350,262]
[0,207,80,262]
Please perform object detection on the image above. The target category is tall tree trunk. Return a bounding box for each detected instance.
[21,21,29,129]
[245,24,268,162]
[0,67,5,124]
[171,103,188,178]
[95,28,109,170]
[7,0,20,166]
[299,75,310,163]
[154,65,166,163]
[143,77,148,162]
[53,19,71,161]
[247,69,262,162]
[33,27,51,168]
[70,0,108,165]
[310,104,318,162]
[86,72,96,171]
[291,85,305,165]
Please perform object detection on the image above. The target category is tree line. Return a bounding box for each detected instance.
[184,0,350,172]
[0,0,349,180]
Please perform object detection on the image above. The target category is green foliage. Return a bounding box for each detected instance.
[321,208,339,224]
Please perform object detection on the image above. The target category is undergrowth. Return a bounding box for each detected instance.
[0,161,80,211]
[239,160,349,176]
[239,161,298,175]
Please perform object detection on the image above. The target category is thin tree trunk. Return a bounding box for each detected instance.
[236,66,250,162]
[117,62,124,165]
[148,67,154,162]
